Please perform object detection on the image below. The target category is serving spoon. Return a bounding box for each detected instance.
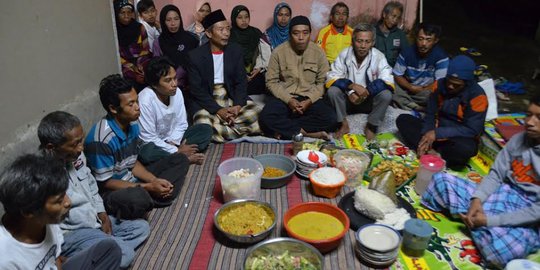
[308,151,323,168]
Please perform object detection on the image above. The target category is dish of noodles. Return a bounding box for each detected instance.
[217,202,275,236]
[262,166,287,178]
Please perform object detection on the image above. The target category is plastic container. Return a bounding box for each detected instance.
[309,167,346,198]
[333,149,371,187]
[401,219,433,257]
[217,157,263,202]
[414,155,445,196]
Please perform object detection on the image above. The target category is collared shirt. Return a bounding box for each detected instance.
[316,24,353,64]
[266,41,329,103]
[84,115,140,183]
[60,153,104,232]
[393,45,449,87]
[326,47,394,89]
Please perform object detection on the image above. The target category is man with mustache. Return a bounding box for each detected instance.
[316,2,353,64]
[393,23,449,111]
[261,15,338,140]
[326,23,394,140]
[420,95,540,268]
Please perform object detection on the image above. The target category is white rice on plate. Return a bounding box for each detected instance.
[375,208,411,230]
[353,186,396,220]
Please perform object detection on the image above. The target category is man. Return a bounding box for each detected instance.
[316,2,353,64]
[393,23,449,111]
[187,9,261,142]
[375,1,409,67]
[421,95,540,268]
[326,23,394,140]
[396,55,487,168]
[0,154,122,270]
[85,74,189,217]
[139,57,212,165]
[261,15,338,140]
[38,111,150,269]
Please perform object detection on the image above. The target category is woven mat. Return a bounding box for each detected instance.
[130,142,539,270]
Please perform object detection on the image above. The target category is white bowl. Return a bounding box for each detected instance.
[356,224,401,252]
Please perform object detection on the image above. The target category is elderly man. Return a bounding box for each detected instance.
[420,95,540,268]
[393,23,449,111]
[316,2,353,64]
[326,23,394,140]
[396,55,487,168]
[260,15,338,140]
[187,9,261,142]
[375,1,409,67]
[38,111,149,269]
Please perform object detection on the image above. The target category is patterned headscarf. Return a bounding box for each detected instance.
[265,2,291,49]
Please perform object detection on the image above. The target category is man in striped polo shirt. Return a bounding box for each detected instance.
[84,74,190,219]
[392,23,449,111]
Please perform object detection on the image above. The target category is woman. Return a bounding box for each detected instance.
[153,5,198,90]
[265,2,291,49]
[375,1,409,67]
[186,1,211,46]
[114,0,151,91]
[230,5,271,95]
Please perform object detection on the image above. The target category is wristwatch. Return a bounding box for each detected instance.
[347,89,355,96]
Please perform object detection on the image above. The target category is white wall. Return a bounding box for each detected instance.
[0,0,120,170]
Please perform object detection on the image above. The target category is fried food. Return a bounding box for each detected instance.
[368,160,417,186]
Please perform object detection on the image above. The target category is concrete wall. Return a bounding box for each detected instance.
[0,0,120,170]
[155,0,418,35]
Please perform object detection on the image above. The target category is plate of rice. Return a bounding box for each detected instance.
[338,188,415,231]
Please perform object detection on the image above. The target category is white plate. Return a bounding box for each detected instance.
[296,150,328,166]
[355,246,397,266]
[356,224,401,252]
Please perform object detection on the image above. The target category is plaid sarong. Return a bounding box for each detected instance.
[421,172,540,268]
[193,84,261,142]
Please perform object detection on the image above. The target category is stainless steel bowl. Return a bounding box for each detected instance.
[242,237,324,270]
[214,199,276,244]
[254,154,296,189]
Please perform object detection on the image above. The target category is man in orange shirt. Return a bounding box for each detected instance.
[316,2,353,64]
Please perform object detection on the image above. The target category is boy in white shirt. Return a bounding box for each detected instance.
[0,154,121,270]
[139,56,212,165]
[137,0,161,53]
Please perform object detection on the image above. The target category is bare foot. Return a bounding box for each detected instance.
[364,125,376,141]
[187,153,205,165]
[335,120,350,138]
[302,131,330,140]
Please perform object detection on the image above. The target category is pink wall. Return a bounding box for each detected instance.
[154,0,418,38]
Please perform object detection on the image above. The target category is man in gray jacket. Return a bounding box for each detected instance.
[38,111,150,269]
[420,96,540,268]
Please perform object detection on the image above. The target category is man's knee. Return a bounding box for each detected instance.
[374,89,393,103]
[326,86,345,101]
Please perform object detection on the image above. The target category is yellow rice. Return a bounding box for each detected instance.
[218,203,274,235]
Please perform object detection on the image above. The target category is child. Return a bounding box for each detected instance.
[137,0,161,53]
[0,154,122,270]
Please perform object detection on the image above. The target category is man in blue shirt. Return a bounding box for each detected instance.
[85,74,189,219]
[392,23,449,111]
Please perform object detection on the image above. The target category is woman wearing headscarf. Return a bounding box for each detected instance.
[265,2,291,49]
[114,0,151,91]
[230,5,271,95]
[186,1,211,46]
[153,5,198,90]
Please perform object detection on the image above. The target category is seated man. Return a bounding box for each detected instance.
[138,57,212,165]
[0,154,121,270]
[85,74,190,217]
[375,1,409,67]
[392,23,449,111]
[326,23,394,140]
[316,2,353,64]
[396,55,487,168]
[421,95,540,268]
[261,15,338,140]
[38,111,149,269]
[187,9,261,142]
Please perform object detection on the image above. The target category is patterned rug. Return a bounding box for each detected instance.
[130,142,539,270]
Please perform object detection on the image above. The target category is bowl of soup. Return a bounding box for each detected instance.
[284,202,350,253]
[254,154,296,189]
[215,199,276,244]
